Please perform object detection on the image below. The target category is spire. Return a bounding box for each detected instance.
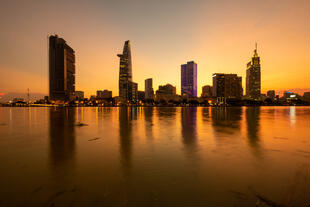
[253,42,258,57]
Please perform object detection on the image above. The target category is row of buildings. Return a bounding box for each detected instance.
[49,35,306,105]
[112,40,261,104]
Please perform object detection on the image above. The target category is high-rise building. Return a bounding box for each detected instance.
[246,44,261,100]
[145,78,154,100]
[128,82,138,102]
[117,40,138,102]
[201,85,213,97]
[49,35,75,102]
[181,61,197,98]
[212,73,242,99]
[267,90,275,99]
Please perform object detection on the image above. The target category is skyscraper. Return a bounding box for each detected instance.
[117,40,138,102]
[49,35,75,102]
[246,44,261,100]
[212,73,242,99]
[145,78,154,100]
[181,61,197,98]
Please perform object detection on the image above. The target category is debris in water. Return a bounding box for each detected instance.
[47,190,66,203]
[248,187,284,207]
[75,122,88,127]
[255,194,284,207]
[228,190,248,200]
[88,137,100,141]
[32,185,43,194]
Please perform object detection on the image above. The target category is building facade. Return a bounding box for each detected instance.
[128,81,138,102]
[75,91,84,100]
[304,92,310,103]
[145,78,154,100]
[138,91,145,101]
[181,61,197,98]
[97,90,112,99]
[117,40,138,102]
[156,84,176,95]
[267,90,275,99]
[246,45,261,100]
[155,84,178,102]
[201,85,213,97]
[49,35,75,102]
[212,73,242,99]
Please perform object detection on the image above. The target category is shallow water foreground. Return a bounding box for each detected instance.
[0,107,309,207]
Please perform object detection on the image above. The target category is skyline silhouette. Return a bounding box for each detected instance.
[1,0,310,98]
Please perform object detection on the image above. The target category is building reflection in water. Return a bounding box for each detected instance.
[156,107,177,119]
[211,107,242,136]
[49,107,76,177]
[289,106,296,126]
[181,107,197,150]
[245,107,261,151]
[143,107,154,139]
[118,107,137,174]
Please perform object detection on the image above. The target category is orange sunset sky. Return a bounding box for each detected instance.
[0,0,309,98]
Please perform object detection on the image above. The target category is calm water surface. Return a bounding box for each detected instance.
[0,107,310,206]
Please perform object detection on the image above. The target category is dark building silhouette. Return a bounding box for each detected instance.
[181,61,197,97]
[304,92,310,103]
[267,90,275,99]
[128,81,138,102]
[138,91,145,101]
[156,84,176,95]
[201,85,213,97]
[118,40,138,102]
[155,84,178,102]
[212,73,242,99]
[145,78,154,100]
[246,44,261,100]
[49,35,75,102]
[97,90,112,99]
[75,91,84,100]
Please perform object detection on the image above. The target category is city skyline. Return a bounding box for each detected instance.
[1,0,310,98]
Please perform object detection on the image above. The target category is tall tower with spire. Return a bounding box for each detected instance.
[246,43,261,100]
[117,40,138,103]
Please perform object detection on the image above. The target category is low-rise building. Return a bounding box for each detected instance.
[75,91,84,100]
[303,92,310,103]
[97,90,112,99]
[267,90,275,100]
[201,85,213,98]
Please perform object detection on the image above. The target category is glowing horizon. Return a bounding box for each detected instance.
[0,0,310,98]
